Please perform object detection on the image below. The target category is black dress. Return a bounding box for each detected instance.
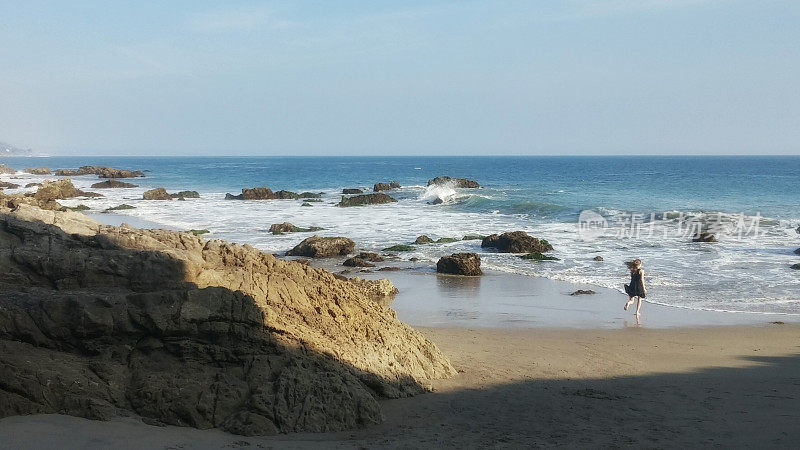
[625,269,646,298]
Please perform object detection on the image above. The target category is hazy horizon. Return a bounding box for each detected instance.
[1,1,799,156]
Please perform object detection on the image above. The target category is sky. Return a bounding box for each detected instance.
[0,0,798,156]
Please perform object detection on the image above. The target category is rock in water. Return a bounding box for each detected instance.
[436,253,482,276]
[692,232,717,242]
[170,190,200,199]
[286,235,356,257]
[91,179,138,189]
[0,181,20,189]
[342,188,363,194]
[0,204,455,435]
[570,289,596,296]
[337,193,397,207]
[0,165,15,174]
[415,235,434,244]
[373,181,401,192]
[142,187,172,200]
[481,231,553,253]
[54,166,144,178]
[794,248,800,255]
[24,167,51,175]
[426,176,481,188]
[343,257,375,267]
[593,256,604,261]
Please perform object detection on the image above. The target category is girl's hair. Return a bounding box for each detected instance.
[627,259,643,270]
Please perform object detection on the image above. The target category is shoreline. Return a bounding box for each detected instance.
[3,323,799,448]
[39,205,800,329]
[358,269,799,329]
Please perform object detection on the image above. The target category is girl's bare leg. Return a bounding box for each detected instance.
[635,296,643,315]
[624,297,634,310]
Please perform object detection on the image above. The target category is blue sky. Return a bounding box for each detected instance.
[1,0,798,156]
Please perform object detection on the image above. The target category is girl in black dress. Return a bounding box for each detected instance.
[624,259,646,315]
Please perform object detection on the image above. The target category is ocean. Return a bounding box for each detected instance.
[3,155,799,314]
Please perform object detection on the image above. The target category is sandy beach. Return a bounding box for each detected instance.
[2,322,799,449]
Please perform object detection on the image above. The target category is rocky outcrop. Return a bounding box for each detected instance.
[24,167,50,175]
[300,192,322,199]
[338,193,397,207]
[24,183,42,188]
[0,164,15,174]
[373,181,400,192]
[91,179,138,189]
[794,248,800,255]
[343,188,363,195]
[225,188,300,200]
[415,235,433,244]
[348,277,399,306]
[286,236,355,258]
[0,181,20,189]
[692,232,717,242]
[268,222,323,235]
[55,166,144,178]
[35,178,102,200]
[0,205,455,435]
[593,256,604,261]
[436,253,482,276]
[427,176,480,188]
[481,231,553,253]
[142,188,172,200]
[791,263,800,270]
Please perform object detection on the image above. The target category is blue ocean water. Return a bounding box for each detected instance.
[2,155,799,313]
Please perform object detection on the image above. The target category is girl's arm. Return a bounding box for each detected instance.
[640,269,646,290]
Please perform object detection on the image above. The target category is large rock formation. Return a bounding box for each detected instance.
[427,176,480,188]
[35,178,102,200]
[0,205,455,436]
[337,193,397,207]
[0,164,15,174]
[481,231,553,253]
[55,166,144,178]
[286,236,355,257]
[343,188,363,195]
[91,179,138,189]
[0,181,20,189]
[436,253,482,276]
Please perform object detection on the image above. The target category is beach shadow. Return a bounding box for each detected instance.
[326,352,800,448]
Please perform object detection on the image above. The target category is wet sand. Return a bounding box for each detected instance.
[365,270,799,329]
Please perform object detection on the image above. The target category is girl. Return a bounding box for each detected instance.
[624,259,646,315]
